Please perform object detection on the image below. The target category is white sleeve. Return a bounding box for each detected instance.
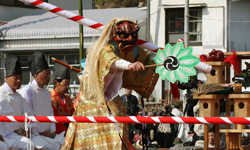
[193,105,199,113]
[20,97,45,133]
[111,59,131,70]
[49,106,56,133]
[0,123,6,137]
[20,87,33,109]
[50,123,56,133]
[36,126,45,133]
[0,100,20,135]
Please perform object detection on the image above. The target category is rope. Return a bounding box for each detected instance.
[2,116,250,124]
[25,113,32,150]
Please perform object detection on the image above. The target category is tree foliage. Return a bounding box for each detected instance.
[94,0,146,9]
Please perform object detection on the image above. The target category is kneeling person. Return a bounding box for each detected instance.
[0,55,49,149]
[20,52,63,150]
[51,60,74,134]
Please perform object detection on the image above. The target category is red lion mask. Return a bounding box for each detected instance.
[200,49,225,61]
[113,21,139,53]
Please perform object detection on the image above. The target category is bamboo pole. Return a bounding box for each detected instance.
[52,57,162,72]
[51,57,81,73]
[125,63,163,70]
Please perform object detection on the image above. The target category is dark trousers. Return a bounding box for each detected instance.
[157,132,173,148]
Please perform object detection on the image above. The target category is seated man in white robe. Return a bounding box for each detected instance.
[20,52,63,150]
[0,122,19,150]
[0,54,49,150]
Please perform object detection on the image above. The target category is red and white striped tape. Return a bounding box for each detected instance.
[21,0,105,31]
[177,38,184,43]
[17,0,211,73]
[18,0,160,52]
[2,116,250,124]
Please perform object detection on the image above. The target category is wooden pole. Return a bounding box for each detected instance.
[125,63,163,70]
[51,57,81,73]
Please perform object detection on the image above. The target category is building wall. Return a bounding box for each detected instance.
[202,7,225,53]
[228,0,250,51]
[49,0,93,10]
[150,0,227,55]
[0,6,44,21]
[0,23,146,51]
[161,0,226,6]
[0,0,92,21]
[150,0,228,100]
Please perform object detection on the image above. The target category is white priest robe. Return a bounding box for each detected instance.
[0,122,19,150]
[20,79,63,149]
[0,82,48,149]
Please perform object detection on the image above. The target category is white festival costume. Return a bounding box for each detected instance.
[0,82,49,150]
[20,79,64,150]
[0,122,19,150]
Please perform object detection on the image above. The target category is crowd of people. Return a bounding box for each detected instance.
[121,88,217,149]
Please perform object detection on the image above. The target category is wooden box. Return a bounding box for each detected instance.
[205,61,230,84]
[193,94,225,149]
[229,94,250,129]
[193,94,225,117]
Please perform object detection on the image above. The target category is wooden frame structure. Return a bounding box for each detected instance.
[194,52,250,150]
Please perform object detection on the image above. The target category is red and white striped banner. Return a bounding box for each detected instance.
[21,0,105,31]
[17,0,212,73]
[2,116,250,124]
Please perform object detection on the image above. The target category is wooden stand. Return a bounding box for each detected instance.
[220,129,250,150]
[196,53,249,150]
[193,94,225,150]
[219,84,242,129]
[229,94,250,129]
[220,94,250,150]
[204,62,230,84]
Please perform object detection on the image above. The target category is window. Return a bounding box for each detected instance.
[166,8,202,46]
[1,53,81,87]
[0,0,48,8]
[19,56,31,85]
[48,54,80,85]
[0,69,3,84]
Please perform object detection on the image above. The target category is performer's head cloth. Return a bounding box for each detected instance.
[5,54,22,77]
[103,17,138,41]
[84,17,139,106]
[53,59,70,80]
[27,51,49,76]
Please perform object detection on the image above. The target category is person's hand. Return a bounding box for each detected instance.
[14,129,26,136]
[39,131,52,138]
[128,61,145,71]
[0,135,4,142]
[50,131,56,139]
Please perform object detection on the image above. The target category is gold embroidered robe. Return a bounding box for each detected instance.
[61,42,158,150]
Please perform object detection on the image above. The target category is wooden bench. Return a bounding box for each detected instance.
[220,129,250,150]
